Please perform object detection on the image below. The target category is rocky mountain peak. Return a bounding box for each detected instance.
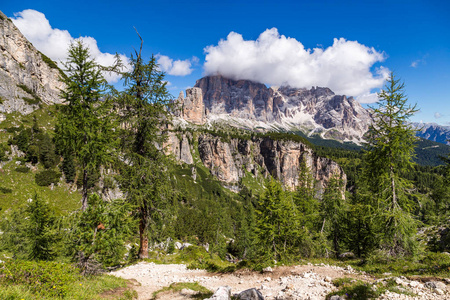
[183,75,372,143]
[0,10,64,121]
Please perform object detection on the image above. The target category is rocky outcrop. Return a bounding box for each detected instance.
[166,132,346,194]
[181,75,372,143]
[0,10,64,120]
[166,132,194,165]
[177,87,205,125]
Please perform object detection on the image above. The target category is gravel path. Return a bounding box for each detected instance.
[111,262,450,300]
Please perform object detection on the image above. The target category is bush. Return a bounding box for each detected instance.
[14,166,30,173]
[0,143,8,161]
[0,260,79,298]
[67,194,133,274]
[35,169,61,186]
[0,187,12,194]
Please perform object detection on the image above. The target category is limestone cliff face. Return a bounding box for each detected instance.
[178,75,372,143]
[176,87,205,125]
[0,11,64,120]
[167,132,346,194]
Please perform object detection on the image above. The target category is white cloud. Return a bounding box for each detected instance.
[435,112,442,119]
[204,28,389,102]
[12,9,128,83]
[156,54,195,76]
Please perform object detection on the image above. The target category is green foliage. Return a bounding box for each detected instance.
[0,205,28,258]
[55,40,119,210]
[117,39,173,258]
[0,186,12,193]
[67,194,133,274]
[0,260,79,298]
[362,73,419,257]
[0,195,57,260]
[17,84,41,104]
[293,160,320,231]
[321,175,347,258]
[152,282,213,299]
[61,154,76,182]
[0,142,8,161]
[35,169,61,186]
[15,166,30,173]
[40,51,68,80]
[27,193,57,260]
[22,96,40,105]
[0,260,133,299]
[9,125,59,167]
[255,178,303,262]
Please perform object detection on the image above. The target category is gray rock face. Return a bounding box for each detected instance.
[0,10,64,119]
[236,288,264,300]
[189,75,372,143]
[166,132,194,165]
[177,87,205,125]
[166,132,346,193]
[205,286,231,300]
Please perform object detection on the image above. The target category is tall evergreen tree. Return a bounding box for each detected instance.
[55,41,119,210]
[293,159,320,230]
[321,175,346,258]
[118,35,172,259]
[255,178,301,261]
[362,72,419,256]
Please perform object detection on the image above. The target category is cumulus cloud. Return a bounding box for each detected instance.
[156,54,197,76]
[12,9,128,83]
[204,28,389,103]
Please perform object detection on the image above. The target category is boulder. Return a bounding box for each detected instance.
[205,286,231,300]
[236,288,264,300]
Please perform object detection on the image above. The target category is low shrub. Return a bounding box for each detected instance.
[35,169,61,186]
[14,166,30,173]
[0,186,12,194]
[0,260,79,298]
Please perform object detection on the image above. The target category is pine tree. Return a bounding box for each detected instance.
[321,175,346,258]
[362,72,419,256]
[293,159,320,230]
[117,34,172,259]
[27,193,56,261]
[68,194,133,274]
[255,178,301,261]
[55,41,119,210]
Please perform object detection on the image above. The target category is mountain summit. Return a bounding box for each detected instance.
[177,75,372,143]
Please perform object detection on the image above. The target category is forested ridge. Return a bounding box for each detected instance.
[1,41,450,299]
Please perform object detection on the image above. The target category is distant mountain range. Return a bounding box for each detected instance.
[413,122,450,146]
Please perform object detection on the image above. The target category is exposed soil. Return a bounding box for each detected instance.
[111,262,450,300]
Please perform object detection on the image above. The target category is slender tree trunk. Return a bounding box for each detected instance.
[81,168,88,211]
[138,207,149,259]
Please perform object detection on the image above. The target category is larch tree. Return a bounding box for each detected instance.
[55,41,120,210]
[321,175,346,258]
[118,34,172,259]
[362,72,419,256]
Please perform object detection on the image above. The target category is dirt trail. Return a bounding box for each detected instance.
[111,262,367,299]
[111,262,450,299]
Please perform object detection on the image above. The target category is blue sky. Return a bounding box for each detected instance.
[3,0,450,125]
